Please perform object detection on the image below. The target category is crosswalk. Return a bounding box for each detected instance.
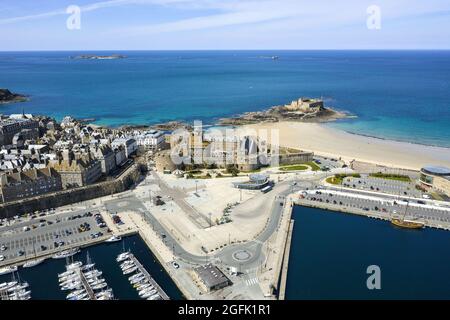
[245,277,258,286]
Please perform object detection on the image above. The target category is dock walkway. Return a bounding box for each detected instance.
[128,253,170,300]
[278,219,294,300]
[75,268,96,300]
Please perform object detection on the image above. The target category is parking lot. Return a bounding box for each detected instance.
[342,174,422,198]
[314,156,344,171]
[300,189,450,224]
[0,209,110,265]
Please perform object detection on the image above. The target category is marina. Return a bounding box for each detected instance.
[0,235,183,300]
[0,273,31,300]
[58,253,114,300]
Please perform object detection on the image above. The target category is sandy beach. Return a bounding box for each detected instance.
[240,122,450,171]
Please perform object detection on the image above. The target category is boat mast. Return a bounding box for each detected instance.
[402,201,409,221]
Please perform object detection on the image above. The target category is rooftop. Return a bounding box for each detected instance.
[194,264,230,289]
[422,165,450,176]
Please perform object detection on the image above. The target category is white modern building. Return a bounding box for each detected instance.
[133,130,165,152]
[111,138,137,158]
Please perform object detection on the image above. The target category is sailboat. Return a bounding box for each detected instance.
[391,201,425,229]
[23,240,46,268]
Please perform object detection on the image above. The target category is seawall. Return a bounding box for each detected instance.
[0,163,143,219]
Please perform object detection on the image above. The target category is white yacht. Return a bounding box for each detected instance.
[0,265,18,276]
[105,235,122,243]
[67,289,86,299]
[66,261,83,270]
[0,281,18,290]
[116,252,131,263]
[121,263,136,272]
[7,282,29,292]
[23,258,46,268]
[92,282,107,290]
[123,266,138,275]
[140,289,157,298]
[52,248,80,259]
[81,263,95,271]
[130,275,146,285]
[120,260,134,269]
[135,283,152,291]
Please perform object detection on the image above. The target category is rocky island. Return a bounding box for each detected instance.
[218,97,351,126]
[119,121,192,132]
[0,88,28,104]
[71,54,126,60]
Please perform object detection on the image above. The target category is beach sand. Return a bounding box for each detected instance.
[239,122,450,171]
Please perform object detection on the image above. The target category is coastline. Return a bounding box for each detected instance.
[330,126,450,149]
[238,121,450,170]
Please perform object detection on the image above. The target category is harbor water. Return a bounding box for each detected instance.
[0,235,183,300]
[285,206,450,299]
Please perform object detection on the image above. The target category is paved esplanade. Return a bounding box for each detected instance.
[104,177,320,268]
[103,169,339,299]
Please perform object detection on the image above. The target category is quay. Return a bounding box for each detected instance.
[128,253,170,300]
[294,189,450,231]
[0,234,112,269]
[278,219,294,300]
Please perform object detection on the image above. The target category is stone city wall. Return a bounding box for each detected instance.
[350,160,419,178]
[0,163,143,219]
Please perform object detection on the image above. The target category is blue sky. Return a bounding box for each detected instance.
[0,0,449,50]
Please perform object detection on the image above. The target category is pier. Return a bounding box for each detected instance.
[278,219,294,300]
[74,268,96,300]
[295,189,450,231]
[127,253,170,300]
[59,256,114,300]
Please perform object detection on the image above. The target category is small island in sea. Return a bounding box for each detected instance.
[218,97,351,126]
[70,54,126,60]
[0,88,28,104]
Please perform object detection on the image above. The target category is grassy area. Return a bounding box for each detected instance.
[369,172,411,182]
[279,164,309,171]
[306,161,321,171]
[326,173,361,185]
[279,161,321,172]
[430,192,444,201]
[326,176,341,185]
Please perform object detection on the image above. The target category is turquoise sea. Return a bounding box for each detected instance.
[0,50,449,147]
